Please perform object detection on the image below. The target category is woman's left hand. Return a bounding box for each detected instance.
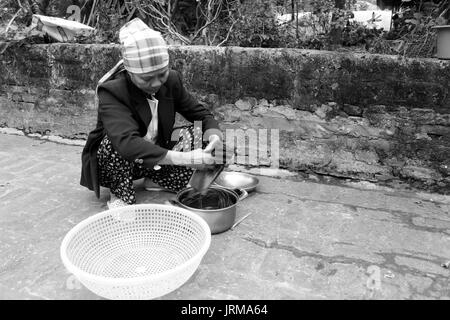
[204,134,222,154]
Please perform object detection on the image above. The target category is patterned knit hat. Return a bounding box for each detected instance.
[119,18,169,74]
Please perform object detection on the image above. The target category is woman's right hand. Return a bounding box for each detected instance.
[183,148,216,169]
[162,148,216,169]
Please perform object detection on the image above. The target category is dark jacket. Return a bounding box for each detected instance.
[80,69,220,198]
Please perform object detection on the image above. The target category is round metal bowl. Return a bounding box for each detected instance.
[172,186,248,234]
[213,171,259,193]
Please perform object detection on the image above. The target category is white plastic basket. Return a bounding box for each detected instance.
[60,204,211,300]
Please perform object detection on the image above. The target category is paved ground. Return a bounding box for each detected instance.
[1,132,449,300]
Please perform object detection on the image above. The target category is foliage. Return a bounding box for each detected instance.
[341,23,384,47]
[1,0,449,59]
[372,0,449,58]
[85,0,124,43]
[224,0,284,47]
[254,0,383,51]
[90,0,239,45]
[0,0,34,42]
[276,0,449,57]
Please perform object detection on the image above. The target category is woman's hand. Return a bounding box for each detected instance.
[184,148,216,169]
[204,134,222,153]
[204,134,230,166]
[159,134,224,169]
[204,134,235,167]
[162,148,216,169]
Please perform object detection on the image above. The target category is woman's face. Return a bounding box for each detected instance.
[129,66,169,95]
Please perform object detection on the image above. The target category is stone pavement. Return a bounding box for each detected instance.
[1,132,449,300]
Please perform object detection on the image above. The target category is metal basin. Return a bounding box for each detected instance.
[172,186,248,234]
[214,172,259,193]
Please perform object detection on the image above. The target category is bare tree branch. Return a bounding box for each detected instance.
[217,19,237,46]
[4,0,25,35]
[191,0,224,42]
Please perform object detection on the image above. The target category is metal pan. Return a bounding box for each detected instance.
[213,171,259,193]
[170,186,248,234]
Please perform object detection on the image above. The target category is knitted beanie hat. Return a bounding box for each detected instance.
[119,18,169,74]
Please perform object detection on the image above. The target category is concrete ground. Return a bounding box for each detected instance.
[1,132,449,300]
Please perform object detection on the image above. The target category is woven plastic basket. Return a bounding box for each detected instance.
[60,204,211,300]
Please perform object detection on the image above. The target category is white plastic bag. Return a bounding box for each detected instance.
[30,14,94,42]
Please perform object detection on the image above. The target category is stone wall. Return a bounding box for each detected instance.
[0,43,449,193]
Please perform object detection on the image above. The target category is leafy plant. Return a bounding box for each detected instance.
[1,0,34,41]
[2,0,449,59]
[226,0,283,47]
[375,0,449,57]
